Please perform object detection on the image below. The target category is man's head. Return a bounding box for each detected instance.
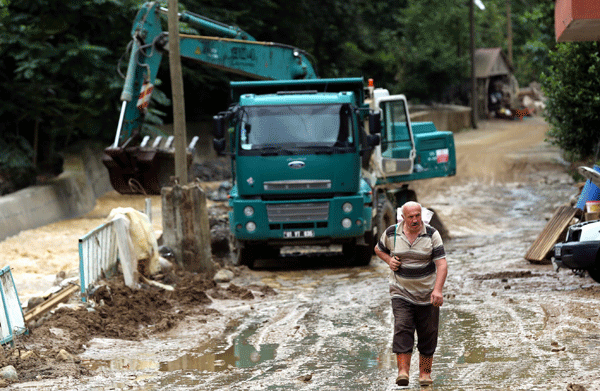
[401,201,423,233]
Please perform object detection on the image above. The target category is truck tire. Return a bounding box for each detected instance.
[588,255,600,283]
[342,241,372,266]
[354,244,373,266]
[374,197,395,242]
[235,241,255,269]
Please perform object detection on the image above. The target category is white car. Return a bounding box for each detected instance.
[553,220,600,282]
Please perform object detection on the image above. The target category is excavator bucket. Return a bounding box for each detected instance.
[102,135,198,195]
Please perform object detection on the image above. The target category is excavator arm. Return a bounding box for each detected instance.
[103,1,317,194]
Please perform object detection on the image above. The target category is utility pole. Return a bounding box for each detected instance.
[167,0,188,186]
[470,0,478,129]
[507,0,513,67]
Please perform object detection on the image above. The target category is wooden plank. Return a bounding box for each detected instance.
[24,284,79,324]
[525,206,582,264]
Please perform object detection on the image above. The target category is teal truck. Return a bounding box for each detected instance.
[213,78,456,266]
[106,2,456,266]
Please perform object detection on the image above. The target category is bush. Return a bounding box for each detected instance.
[541,42,600,162]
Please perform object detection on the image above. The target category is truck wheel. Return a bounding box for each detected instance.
[354,244,373,266]
[374,197,395,242]
[342,241,371,266]
[588,255,600,283]
[235,241,255,269]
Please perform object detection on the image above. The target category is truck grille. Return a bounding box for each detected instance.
[264,180,331,191]
[266,202,329,222]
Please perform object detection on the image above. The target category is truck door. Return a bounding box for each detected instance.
[376,95,416,177]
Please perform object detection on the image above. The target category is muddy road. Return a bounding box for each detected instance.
[4,117,600,390]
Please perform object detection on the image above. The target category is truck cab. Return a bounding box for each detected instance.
[214,78,380,266]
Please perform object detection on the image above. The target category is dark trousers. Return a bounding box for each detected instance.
[391,297,439,356]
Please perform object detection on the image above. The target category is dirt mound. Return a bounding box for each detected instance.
[3,268,273,387]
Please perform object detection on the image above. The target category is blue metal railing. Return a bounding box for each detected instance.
[78,221,118,301]
[0,266,26,346]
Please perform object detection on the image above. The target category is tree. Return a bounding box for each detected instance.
[541,41,600,162]
[511,1,555,86]
[0,0,142,190]
[396,0,508,103]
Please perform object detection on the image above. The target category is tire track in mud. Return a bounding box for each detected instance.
[190,265,398,391]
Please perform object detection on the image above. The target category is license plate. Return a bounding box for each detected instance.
[283,230,315,239]
[554,246,561,257]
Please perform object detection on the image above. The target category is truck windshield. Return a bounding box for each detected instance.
[238,104,354,153]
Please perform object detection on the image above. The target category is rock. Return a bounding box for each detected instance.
[158,246,175,261]
[567,384,586,391]
[20,350,37,360]
[26,296,45,311]
[158,256,173,273]
[0,365,17,381]
[214,269,234,283]
[56,349,74,362]
[297,373,313,382]
[210,181,232,202]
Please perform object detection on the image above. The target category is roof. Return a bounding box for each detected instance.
[474,48,512,79]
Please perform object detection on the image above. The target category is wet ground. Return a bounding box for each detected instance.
[3,117,600,390]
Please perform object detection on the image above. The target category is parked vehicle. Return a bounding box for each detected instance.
[553,219,600,282]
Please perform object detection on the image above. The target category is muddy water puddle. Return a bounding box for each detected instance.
[85,323,278,373]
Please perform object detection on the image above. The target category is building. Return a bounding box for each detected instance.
[474,47,519,118]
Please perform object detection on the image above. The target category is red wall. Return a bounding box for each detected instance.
[555,0,600,42]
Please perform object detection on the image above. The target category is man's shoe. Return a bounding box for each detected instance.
[396,374,409,386]
[419,377,433,387]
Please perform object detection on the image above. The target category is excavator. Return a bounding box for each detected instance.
[107,2,456,267]
[103,1,318,194]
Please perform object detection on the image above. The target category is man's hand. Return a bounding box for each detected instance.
[389,255,401,271]
[431,289,443,307]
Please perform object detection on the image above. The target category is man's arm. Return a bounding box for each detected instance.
[431,257,447,307]
[375,244,401,271]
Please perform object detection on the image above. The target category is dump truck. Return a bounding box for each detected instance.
[109,2,457,266]
[213,77,456,267]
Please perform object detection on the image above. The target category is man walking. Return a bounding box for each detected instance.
[374,201,448,387]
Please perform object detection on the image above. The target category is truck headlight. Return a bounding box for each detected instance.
[342,218,352,229]
[342,202,353,213]
[246,221,256,232]
[244,206,254,217]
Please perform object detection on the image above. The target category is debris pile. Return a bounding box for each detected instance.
[525,165,600,282]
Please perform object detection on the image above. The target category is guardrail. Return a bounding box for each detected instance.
[78,198,153,300]
[0,266,27,346]
[78,221,118,301]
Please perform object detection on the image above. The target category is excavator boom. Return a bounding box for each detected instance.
[103,1,317,195]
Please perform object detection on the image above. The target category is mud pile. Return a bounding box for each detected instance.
[1,268,275,387]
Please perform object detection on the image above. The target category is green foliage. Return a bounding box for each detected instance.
[0,0,141,156]
[0,0,559,188]
[541,42,600,162]
[0,135,37,194]
[512,1,555,86]
[397,0,511,103]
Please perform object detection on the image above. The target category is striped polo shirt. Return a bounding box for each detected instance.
[377,223,446,305]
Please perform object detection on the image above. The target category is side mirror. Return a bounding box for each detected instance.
[369,110,381,134]
[213,114,227,139]
[213,138,226,155]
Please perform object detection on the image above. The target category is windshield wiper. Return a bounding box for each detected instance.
[305,143,351,154]
[259,146,295,156]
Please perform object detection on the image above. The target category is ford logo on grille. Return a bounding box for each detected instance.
[288,161,305,169]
